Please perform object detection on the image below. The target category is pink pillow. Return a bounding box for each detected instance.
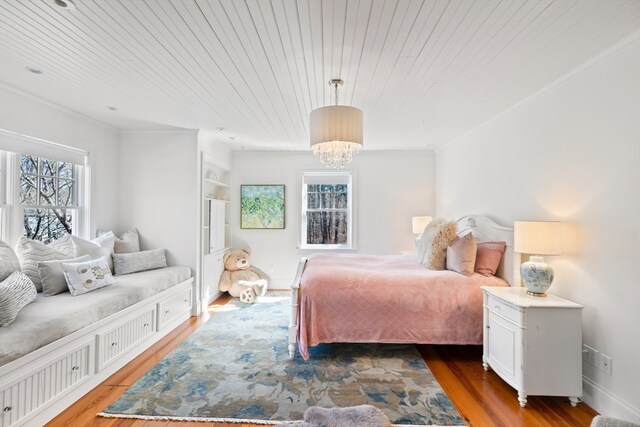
[475,241,507,277]
[446,232,477,276]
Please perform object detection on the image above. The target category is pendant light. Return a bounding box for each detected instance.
[309,79,363,169]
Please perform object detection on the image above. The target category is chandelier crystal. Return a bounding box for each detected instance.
[309,79,363,169]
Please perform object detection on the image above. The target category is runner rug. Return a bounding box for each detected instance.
[99,293,466,426]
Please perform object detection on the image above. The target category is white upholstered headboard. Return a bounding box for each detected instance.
[455,215,520,286]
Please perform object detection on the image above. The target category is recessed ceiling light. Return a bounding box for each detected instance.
[25,66,43,75]
[107,106,118,111]
[53,0,76,10]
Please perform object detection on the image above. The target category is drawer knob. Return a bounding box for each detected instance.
[143,323,149,327]
[165,310,170,314]
[184,299,188,303]
[3,406,12,413]
[72,365,80,371]
[111,342,118,347]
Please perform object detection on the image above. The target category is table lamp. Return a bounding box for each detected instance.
[412,216,432,247]
[514,221,562,297]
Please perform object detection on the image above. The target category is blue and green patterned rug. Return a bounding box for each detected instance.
[99,293,465,426]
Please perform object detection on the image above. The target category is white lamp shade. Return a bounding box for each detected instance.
[514,221,562,255]
[412,216,433,235]
[310,106,363,148]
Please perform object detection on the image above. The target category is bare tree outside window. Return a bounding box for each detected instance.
[302,173,352,248]
[20,154,77,244]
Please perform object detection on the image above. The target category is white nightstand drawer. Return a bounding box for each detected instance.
[487,293,520,323]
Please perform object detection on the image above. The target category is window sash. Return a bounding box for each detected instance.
[301,172,353,249]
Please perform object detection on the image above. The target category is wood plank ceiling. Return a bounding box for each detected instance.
[0,0,638,150]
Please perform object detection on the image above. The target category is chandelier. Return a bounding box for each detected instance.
[309,79,363,169]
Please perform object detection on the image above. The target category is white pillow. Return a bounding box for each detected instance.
[0,239,21,282]
[98,229,140,253]
[14,235,75,291]
[38,255,92,296]
[0,272,37,327]
[70,232,116,270]
[61,256,117,296]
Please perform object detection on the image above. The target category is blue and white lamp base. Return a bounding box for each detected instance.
[520,256,554,297]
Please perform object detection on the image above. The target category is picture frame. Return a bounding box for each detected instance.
[240,185,286,229]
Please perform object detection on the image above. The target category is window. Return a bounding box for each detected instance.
[19,154,79,244]
[301,172,353,249]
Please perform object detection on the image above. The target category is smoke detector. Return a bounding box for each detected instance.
[53,0,76,11]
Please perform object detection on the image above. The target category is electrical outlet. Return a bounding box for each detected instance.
[599,354,612,375]
[583,345,598,366]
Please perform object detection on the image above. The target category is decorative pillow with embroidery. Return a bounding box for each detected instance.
[61,256,117,296]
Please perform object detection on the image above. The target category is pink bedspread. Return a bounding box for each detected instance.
[297,253,508,360]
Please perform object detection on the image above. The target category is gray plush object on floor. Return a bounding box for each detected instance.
[591,415,640,427]
[281,405,391,427]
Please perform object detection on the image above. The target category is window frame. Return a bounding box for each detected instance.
[0,150,88,244]
[300,171,355,250]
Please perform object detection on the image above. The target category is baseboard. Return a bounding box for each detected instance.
[582,376,640,423]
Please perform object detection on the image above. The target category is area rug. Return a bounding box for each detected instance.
[99,294,465,426]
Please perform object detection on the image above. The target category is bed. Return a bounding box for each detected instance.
[288,215,519,359]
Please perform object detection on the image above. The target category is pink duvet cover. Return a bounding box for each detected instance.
[297,253,508,360]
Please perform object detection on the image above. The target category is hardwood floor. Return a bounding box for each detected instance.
[48,294,597,427]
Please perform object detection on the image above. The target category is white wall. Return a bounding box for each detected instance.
[231,150,435,288]
[118,130,199,271]
[0,85,120,237]
[435,41,640,421]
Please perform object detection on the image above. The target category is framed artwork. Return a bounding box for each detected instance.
[240,185,285,229]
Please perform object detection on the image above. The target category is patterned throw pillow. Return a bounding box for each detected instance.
[14,235,75,291]
[0,239,21,282]
[61,256,118,296]
[112,248,167,275]
[446,232,478,276]
[0,272,37,327]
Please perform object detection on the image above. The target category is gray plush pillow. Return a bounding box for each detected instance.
[39,255,91,296]
[114,229,140,253]
[14,235,75,291]
[0,271,37,327]
[0,239,21,282]
[61,256,117,296]
[112,248,167,275]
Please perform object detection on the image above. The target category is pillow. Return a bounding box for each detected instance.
[112,248,167,275]
[14,235,75,291]
[61,256,117,296]
[0,272,37,327]
[38,255,92,296]
[446,232,478,276]
[109,229,140,253]
[0,239,21,282]
[70,232,116,270]
[475,241,507,277]
[417,218,457,270]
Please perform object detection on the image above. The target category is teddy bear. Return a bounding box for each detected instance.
[218,248,269,303]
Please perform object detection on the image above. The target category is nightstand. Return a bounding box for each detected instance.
[481,286,583,407]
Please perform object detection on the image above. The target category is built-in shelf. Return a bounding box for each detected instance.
[204,178,229,187]
[204,197,230,203]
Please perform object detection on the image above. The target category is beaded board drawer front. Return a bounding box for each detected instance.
[0,339,93,427]
[97,309,156,370]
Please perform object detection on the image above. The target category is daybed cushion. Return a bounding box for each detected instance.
[0,266,191,366]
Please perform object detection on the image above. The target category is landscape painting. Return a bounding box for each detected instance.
[240,185,285,229]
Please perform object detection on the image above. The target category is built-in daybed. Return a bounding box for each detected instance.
[0,266,195,427]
